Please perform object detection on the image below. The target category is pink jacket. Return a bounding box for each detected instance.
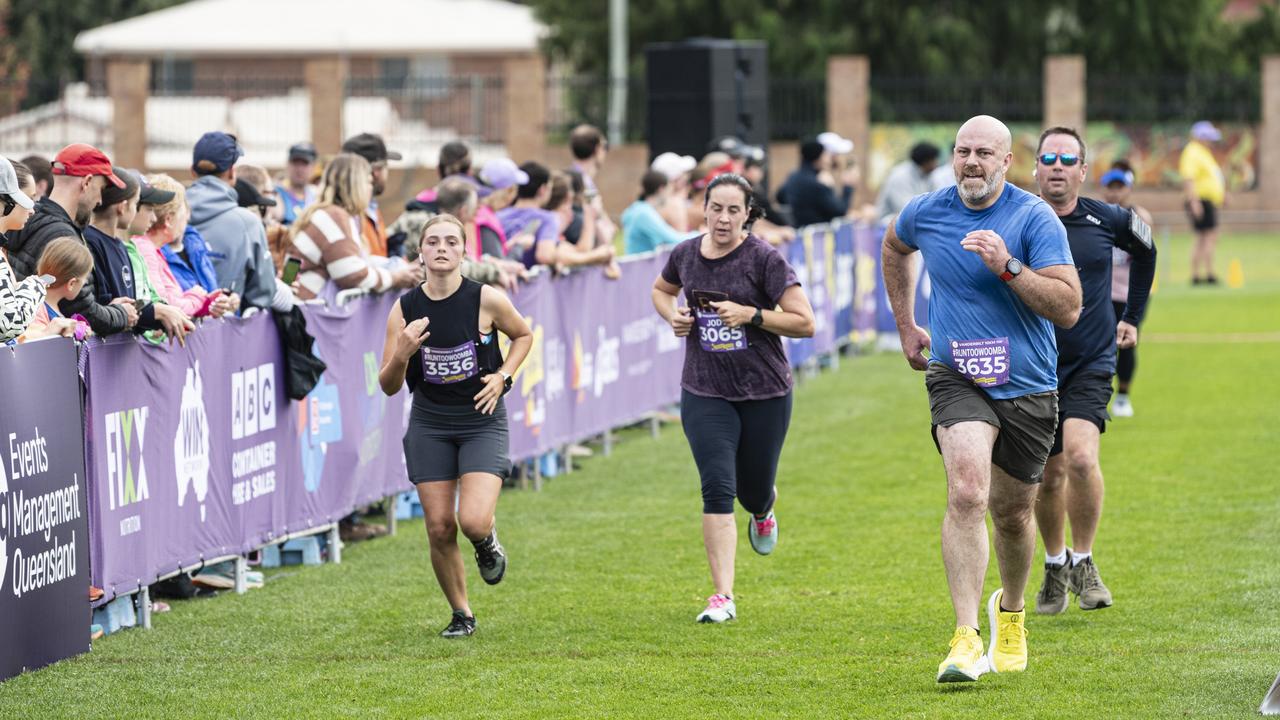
[134,236,218,317]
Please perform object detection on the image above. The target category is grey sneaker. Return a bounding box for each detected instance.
[1068,556,1113,610]
[1035,558,1071,615]
[475,529,507,586]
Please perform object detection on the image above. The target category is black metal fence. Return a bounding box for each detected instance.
[771,78,827,140]
[870,74,1043,123]
[544,74,647,143]
[1088,74,1260,123]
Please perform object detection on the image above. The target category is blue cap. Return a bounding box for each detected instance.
[193,132,244,174]
[1100,168,1134,187]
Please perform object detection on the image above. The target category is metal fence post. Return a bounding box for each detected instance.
[328,524,342,564]
[138,585,152,630]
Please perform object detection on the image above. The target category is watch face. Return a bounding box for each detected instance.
[1007,258,1024,274]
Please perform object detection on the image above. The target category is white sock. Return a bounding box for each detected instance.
[1071,550,1092,566]
[1046,550,1068,566]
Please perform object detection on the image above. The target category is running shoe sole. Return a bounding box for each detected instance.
[937,657,988,683]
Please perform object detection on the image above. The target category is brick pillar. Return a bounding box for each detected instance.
[106,58,149,168]
[503,53,547,162]
[1043,55,1086,132]
[827,55,870,180]
[1259,56,1280,214]
[306,57,348,156]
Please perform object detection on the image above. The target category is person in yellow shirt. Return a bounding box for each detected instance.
[1179,121,1225,285]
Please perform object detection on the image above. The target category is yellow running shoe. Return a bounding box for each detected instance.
[986,588,1028,673]
[937,626,988,683]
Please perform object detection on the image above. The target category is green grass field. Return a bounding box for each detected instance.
[2,233,1278,719]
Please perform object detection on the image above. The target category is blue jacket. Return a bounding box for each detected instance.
[776,164,854,229]
[162,225,220,293]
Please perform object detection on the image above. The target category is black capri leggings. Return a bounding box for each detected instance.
[680,389,793,515]
[1113,301,1137,386]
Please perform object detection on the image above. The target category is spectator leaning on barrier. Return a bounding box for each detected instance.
[498,161,562,269]
[877,141,941,225]
[3,143,138,336]
[156,188,220,295]
[139,174,239,320]
[276,142,319,226]
[777,134,858,228]
[569,123,619,243]
[20,155,53,202]
[287,153,421,301]
[623,170,689,255]
[651,151,696,232]
[342,132,399,258]
[21,237,94,341]
[187,131,293,312]
[0,157,47,341]
[85,168,193,343]
[545,170,618,276]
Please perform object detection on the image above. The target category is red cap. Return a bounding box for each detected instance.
[51,144,125,188]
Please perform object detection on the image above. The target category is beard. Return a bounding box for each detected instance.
[956,165,1005,205]
[74,205,92,227]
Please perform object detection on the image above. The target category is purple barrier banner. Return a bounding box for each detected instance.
[0,338,91,680]
[84,313,295,601]
[298,295,410,519]
[83,294,412,602]
[507,252,684,461]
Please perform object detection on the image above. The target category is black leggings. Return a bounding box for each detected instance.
[1113,301,1137,387]
[680,389,793,515]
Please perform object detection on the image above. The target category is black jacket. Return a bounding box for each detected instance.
[776,165,854,229]
[2,197,130,335]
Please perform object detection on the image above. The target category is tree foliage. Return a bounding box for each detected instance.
[527,0,1278,79]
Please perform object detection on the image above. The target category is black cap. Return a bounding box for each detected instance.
[97,167,141,208]
[136,172,176,206]
[342,133,402,163]
[236,178,277,209]
[288,142,318,162]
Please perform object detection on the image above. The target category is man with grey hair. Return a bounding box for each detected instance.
[881,115,1081,683]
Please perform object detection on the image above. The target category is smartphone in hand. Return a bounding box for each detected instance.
[281,255,303,285]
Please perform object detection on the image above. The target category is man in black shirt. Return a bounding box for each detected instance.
[1032,127,1156,615]
[776,137,858,228]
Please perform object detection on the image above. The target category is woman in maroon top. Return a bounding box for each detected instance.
[651,174,815,623]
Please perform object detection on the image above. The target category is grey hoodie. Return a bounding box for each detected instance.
[187,175,291,310]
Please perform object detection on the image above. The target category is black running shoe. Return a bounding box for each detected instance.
[475,530,507,586]
[440,611,476,638]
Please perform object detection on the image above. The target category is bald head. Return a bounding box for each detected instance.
[957,115,1012,155]
[952,115,1014,208]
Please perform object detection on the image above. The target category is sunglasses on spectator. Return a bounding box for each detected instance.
[1038,152,1080,167]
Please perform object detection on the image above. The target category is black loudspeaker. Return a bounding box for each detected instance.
[646,39,769,162]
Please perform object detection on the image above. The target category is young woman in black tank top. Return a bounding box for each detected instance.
[378,213,533,638]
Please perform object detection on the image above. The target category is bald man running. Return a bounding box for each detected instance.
[882,115,1082,683]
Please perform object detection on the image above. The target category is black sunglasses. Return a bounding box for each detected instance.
[1039,152,1080,167]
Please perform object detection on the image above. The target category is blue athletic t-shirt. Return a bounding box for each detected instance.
[895,183,1073,400]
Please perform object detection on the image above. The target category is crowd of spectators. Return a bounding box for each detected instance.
[0,121,957,345]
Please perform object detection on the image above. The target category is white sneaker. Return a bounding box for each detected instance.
[748,511,778,555]
[1112,394,1134,418]
[696,594,736,623]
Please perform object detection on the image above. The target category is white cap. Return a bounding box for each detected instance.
[0,156,34,210]
[650,152,697,181]
[817,131,854,155]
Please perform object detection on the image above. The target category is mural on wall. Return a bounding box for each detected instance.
[868,123,1257,193]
